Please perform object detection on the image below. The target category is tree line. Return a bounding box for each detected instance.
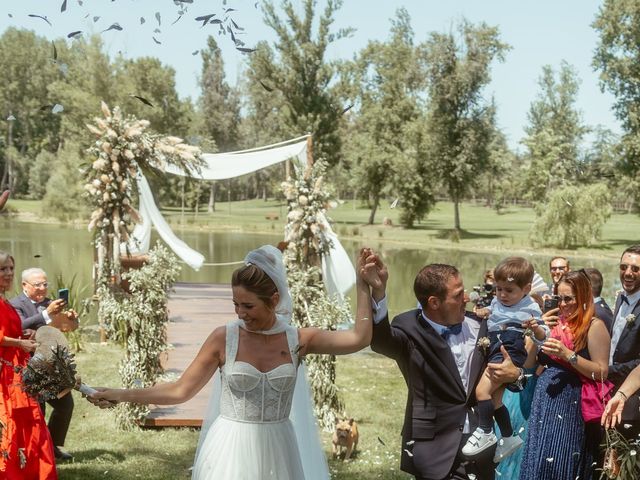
[1,0,639,248]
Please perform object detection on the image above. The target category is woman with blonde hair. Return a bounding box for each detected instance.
[0,250,57,479]
[520,270,611,480]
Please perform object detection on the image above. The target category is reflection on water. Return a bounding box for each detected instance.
[0,219,625,319]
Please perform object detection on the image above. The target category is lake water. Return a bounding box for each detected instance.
[0,219,626,318]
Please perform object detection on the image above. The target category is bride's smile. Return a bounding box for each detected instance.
[232,286,279,332]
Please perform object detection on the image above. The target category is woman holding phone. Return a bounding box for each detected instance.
[519,270,610,480]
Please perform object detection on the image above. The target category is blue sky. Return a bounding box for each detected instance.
[0,0,619,151]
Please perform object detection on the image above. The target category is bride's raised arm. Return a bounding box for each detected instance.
[298,248,383,356]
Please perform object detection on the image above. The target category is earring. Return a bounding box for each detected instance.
[583,303,587,310]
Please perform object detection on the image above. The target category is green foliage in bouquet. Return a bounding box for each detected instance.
[601,428,640,479]
[20,346,79,402]
[282,160,352,430]
[97,242,181,428]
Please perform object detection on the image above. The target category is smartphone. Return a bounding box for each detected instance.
[58,288,69,304]
[543,296,559,313]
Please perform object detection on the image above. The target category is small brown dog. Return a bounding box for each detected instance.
[332,418,359,460]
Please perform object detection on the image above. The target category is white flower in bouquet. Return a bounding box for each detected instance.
[100,174,111,184]
[125,127,142,138]
[102,192,110,202]
[93,159,107,170]
[86,124,103,136]
[101,101,112,119]
[310,224,320,235]
[92,179,102,187]
[298,195,309,206]
[112,162,120,173]
[101,142,112,154]
[123,149,134,160]
[288,209,303,222]
[165,136,183,146]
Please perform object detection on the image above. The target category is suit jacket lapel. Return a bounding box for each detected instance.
[466,319,487,402]
[417,316,466,396]
[613,294,640,359]
[613,294,624,319]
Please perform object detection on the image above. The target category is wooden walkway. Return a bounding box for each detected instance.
[144,282,234,427]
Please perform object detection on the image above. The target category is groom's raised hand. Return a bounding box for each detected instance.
[359,248,387,301]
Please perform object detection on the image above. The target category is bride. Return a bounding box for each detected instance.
[89,245,376,479]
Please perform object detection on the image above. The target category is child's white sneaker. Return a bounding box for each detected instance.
[493,434,523,462]
[462,427,497,457]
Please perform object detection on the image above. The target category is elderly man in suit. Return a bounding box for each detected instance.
[608,245,640,440]
[367,257,522,480]
[10,267,78,461]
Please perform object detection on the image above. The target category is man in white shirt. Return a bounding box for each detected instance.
[608,245,640,439]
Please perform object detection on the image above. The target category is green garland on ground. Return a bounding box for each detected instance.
[97,242,181,428]
[282,160,352,430]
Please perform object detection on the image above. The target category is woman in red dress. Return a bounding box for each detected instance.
[0,250,57,479]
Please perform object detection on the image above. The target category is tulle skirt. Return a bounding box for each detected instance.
[192,416,305,480]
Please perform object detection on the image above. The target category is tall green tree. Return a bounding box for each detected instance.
[114,57,194,138]
[48,35,117,145]
[246,0,352,165]
[197,36,241,211]
[199,36,240,152]
[422,21,509,231]
[0,28,61,192]
[593,0,640,175]
[344,8,430,225]
[521,62,587,201]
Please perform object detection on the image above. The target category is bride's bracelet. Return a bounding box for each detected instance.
[617,390,628,401]
[358,317,370,322]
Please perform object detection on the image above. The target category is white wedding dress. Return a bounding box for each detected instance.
[192,322,307,479]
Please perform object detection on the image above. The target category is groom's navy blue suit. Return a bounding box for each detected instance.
[371,310,493,480]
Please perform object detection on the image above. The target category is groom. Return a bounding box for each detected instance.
[366,257,522,480]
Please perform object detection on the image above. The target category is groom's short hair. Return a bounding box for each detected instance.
[414,264,459,308]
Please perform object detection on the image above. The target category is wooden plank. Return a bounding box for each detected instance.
[144,282,234,428]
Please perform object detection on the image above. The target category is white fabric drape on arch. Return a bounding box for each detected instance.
[121,136,356,296]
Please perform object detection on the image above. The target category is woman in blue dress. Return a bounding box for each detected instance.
[519,271,610,480]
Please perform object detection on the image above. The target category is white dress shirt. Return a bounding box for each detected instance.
[372,297,480,433]
[27,293,52,325]
[610,289,640,364]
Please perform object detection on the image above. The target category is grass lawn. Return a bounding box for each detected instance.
[9,197,640,259]
[58,345,410,480]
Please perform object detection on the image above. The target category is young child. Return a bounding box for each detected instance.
[462,257,548,462]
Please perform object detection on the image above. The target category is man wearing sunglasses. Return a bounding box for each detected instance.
[548,256,570,294]
[10,267,78,461]
[608,245,640,439]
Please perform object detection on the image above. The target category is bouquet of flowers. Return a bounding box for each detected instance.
[601,427,640,479]
[21,327,96,401]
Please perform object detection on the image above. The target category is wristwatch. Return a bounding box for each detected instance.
[568,352,578,365]
[507,368,527,392]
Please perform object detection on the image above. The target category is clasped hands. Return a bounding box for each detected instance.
[357,248,387,299]
[84,387,119,409]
